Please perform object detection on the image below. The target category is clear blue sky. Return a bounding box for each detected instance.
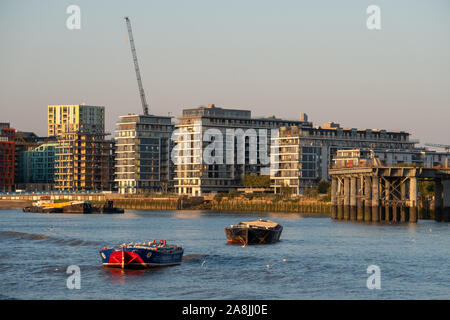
[0,0,449,146]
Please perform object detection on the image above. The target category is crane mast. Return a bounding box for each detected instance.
[124,16,149,116]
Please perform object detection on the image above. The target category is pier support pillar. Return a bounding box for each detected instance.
[434,179,443,222]
[400,181,407,222]
[350,177,357,220]
[443,180,450,222]
[343,177,350,220]
[331,177,337,219]
[337,178,344,220]
[384,180,391,222]
[364,176,372,222]
[357,177,364,221]
[392,206,399,223]
[337,201,343,219]
[400,206,407,222]
[371,176,380,222]
[409,177,418,223]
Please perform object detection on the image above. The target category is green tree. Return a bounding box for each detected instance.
[214,193,225,202]
[228,189,240,198]
[280,184,293,198]
[418,181,434,198]
[303,187,318,198]
[242,174,271,188]
[317,180,330,194]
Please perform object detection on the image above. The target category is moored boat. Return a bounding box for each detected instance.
[99,240,184,269]
[91,200,125,214]
[23,200,92,213]
[23,200,124,214]
[62,201,92,213]
[225,219,283,245]
[23,205,62,213]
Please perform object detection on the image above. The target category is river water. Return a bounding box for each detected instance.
[0,209,448,300]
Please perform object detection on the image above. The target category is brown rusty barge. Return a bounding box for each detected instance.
[225,219,283,245]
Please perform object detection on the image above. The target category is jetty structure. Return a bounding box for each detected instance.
[329,154,450,223]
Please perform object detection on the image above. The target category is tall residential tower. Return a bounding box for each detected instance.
[48,104,105,136]
[48,104,115,191]
[114,114,174,194]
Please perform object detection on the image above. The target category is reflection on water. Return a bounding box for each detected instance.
[102,267,149,284]
[0,209,449,299]
[407,222,417,235]
[116,211,145,219]
[172,210,203,219]
[0,230,102,246]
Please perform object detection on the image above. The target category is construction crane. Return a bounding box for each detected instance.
[124,16,149,116]
[425,143,450,152]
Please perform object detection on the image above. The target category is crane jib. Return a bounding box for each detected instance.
[124,17,149,116]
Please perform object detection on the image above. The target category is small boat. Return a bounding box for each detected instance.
[225,219,283,245]
[99,240,184,269]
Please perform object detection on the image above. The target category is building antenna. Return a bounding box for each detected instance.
[124,16,149,116]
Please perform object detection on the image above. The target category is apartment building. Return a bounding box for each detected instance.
[48,104,105,136]
[49,104,115,191]
[174,104,312,196]
[54,132,115,191]
[114,114,174,194]
[14,131,56,185]
[22,143,58,184]
[0,126,15,192]
[271,121,417,195]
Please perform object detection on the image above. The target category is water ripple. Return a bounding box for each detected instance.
[0,230,102,247]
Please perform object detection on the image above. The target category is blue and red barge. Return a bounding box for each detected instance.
[99,240,184,269]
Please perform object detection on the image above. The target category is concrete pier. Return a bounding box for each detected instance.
[409,177,418,223]
[356,177,364,221]
[364,176,371,221]
[343,178,350,220]
[443,179,450,222]
[434,179,443,221]
[384,180,390,222]
[329,166,450,223]
[372,176,379,222]
[350,177,357,220]
[331,177,337,219]
[400,182,407,222]
[337,177,344,219]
